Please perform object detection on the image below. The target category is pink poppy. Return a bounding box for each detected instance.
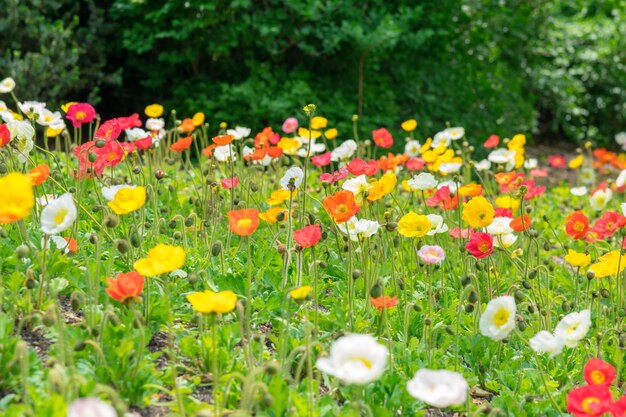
[484,134,499,148]
[221,177,239,189]
[66,103,96,128]
[311,152,331,167]
[282,117,299,134]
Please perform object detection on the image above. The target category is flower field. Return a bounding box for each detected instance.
[1,77,626,417]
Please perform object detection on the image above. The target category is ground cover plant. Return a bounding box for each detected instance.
[1,77,626,416]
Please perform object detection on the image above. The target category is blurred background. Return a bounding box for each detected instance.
[1,0,625,146]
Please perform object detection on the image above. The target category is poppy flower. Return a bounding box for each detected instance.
[178,118,195,133]
[566,384,612,417]
[311,152,331,167]
[449,227,472,239]
[405,157,425,171]
[95,119,122,141]
[282,117,298,134]
[370,295,398,312]
[170,136,193,152]
[584,358,615,386]
[0,172,35,224]
[465,232,493,259]
[397,211,431,238]
[259,207,289,223]
[289,285,312,300]
[293,224,322,248]
[565,211,590,240]
[0,124,11,147]
[26,164,50,186]
[106,271,145,303]
[530,168,548,177]
[144,104,164,118]
[548,155,567,168]
[322,190,359,223]
[212,134,233,146]
[484,134,499,148]
[372,128,393,148]
[202,144,217,157]
[100,141,125,167]
[221,177,239,189]
[591,211,626,239]
[228,209,260,236]
[510,214,531,232]
[66,103,96,128]
[134,244,186,277]
[135,135,153,150]
[320,167,349,184]
[63,237,78,253]
[462,196,495,228]
[186,290,237,314]
[347,158,379,176]
[116,113,142,130]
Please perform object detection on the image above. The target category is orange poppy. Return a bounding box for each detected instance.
[565,211,589,240]
[510,214,532,232]
[202,144,217,157]
[212,134,234,146]
[179,118,195,133]
[228,208,260,236]
[26,164,50,186]
[322,190,359,223]
[370,295,398,312]
[106,271,145,303]
[170,136,193,152]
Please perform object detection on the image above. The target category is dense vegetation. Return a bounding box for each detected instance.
[1,0,624,145]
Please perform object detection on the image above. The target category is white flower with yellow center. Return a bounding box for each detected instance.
[529,331,564,357]
[493,233,517,248]
[316,334,388,385]
[407,172,438,191]
[554,309,591,348]
[280,166,304,190]
[479,296,516,341]
[342,175,372,200]
[40,193,77,235]
[590,188,612,211]
[405,140,421,157]
[445,126,465,140]
[406,369,468,408]
[0,77,16,94]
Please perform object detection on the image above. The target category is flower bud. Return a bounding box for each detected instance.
[352,269,362,280]
[104,214,119,228]
[16,244,30,258]
[114,239,130,254]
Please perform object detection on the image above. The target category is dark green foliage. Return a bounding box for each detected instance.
[2,0,625,145]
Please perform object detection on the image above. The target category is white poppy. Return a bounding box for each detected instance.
[406,369,468,408]
[67,398,116,417]
[580,167,596,185]
[407,173,438,191]
[40,193,77,235]
[438,162,462,174]
[226,126,251,140]
[36,109,64,128]
[445,127,465,140]
[8,119,35,164]
[316,334,388,385]
[479,296,516,341]
[426,214,448,236]
[280,166,304,190]
[437,180,458,194]
[590,188,612,211]
[331,140,357,161]
[524,158,538,169]
[18,101,46,119]
[486,217,513,235]
[570,186,588,196]
[146,118,165,131]
[405,140,421,157]
[125,128,149,142]
[342,175,371,197]
[529,331,564,357]
[554,310,591,348]
[432,130,452,148]
[0,77,16,94]
[488,149,516,171]
[474,159,491,171]
[213,144,236,162]
[616,170,626,188]
[493,233,517,248]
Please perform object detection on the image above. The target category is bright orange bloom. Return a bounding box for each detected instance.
[510,214,532,232]
[64,237,78,253]
[26,164,50,186]
[105,271,145,303]
[322,190,359,223]
[202,144,217,157]
[228,208,260,236]
[565,211,589,240]
[179,118,195,133]
[370,295,398,312]
[170,136,193,152]
[458,183,482,197]
[212,134,234,146]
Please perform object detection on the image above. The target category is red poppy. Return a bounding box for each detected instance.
[548,155,567,168]
[370,295,398,312]
[372,127,393,148]
[121,142,135,154]
[322,190,359,223]
[106,271,145,303]
[26,164,50,186]
[101,141,125,167]
[465,232,493,259]
[584,358,616,386]
[95,119,122,141]
[405,157,425,171]
[484,134,499,148]
[0,124,10,147]
[320,167,349,184]
[613,397,626,417]
[293,224,322,248]
[494,208,513,218]
[66,103,96,128]
[311,152,331,167]
[426,186,458,210]
[591,211,626,240]
[530,168,548,178]
[170,136,193,152]
[228,209,260,236]
[221,177,239,189]
[565,211,590,240]
[510,214,531,232]
[115,113,142,130]
[202,144,217,157]
[347,158,379,176]
[135,135,153,150]
[566,384,612,417]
